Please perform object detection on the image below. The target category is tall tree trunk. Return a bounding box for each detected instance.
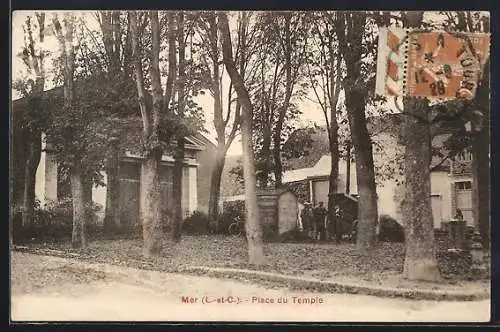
[455,11,490,252]
[273,138,283,188]
[328,127,339,241]
[205,13,240,226]
[99,11,123,233]
[345,140,351,194]
[71,160,86,248]
[21,13,46,226]
[402,97,441,281]
[401,11,441,282]
[104,140,121,231]
[54,14,85,247]
[219,12,265,265]
[240,106,265,264]
[473,58,490,251]
[172,139,185,241]
[130,11,167,256]
[208,145,227,230]
[140,150,163,256]
[21,128,41,226]
[337,12,378,252]
[172,12,186,242]
[260,123,272,188]
[273,104,288,189]
[472,129,490,251]
[82,172,93,226]
[326,38,342,242]
[273,12,293,189]
[345,89,378,251]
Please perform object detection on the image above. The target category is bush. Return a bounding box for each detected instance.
[12,198,102,244]
[182,211,212,235]
[378,214,405,242]
[437,249,472,278]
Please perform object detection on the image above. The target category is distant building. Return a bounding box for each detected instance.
[281,115,475,229]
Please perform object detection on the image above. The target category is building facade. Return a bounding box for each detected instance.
[34,133,215,227]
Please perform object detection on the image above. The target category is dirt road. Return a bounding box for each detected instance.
[10,252,490,322]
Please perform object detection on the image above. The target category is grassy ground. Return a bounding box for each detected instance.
[14,235,489,292]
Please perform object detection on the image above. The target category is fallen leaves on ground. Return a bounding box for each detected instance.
[13,235,489,294]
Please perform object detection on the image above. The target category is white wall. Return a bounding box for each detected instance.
[377,179,398,218]
[311,159,358,205]
[44,153,58,202]
[430,171,452,227]
[188,166,197,214]
[313,180,329,205]
[337,159,358,195]
[35,150,46,202]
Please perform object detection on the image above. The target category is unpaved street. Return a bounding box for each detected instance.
[10,252,490,322]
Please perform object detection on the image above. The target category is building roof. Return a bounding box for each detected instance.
[192,132,217,148]
[283,155,349,184]
[283,134,451,184]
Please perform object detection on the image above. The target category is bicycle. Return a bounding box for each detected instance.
[228,216,245,237]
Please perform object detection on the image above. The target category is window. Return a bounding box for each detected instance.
[456,181,472,190]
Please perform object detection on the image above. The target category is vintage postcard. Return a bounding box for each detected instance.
[10,10,491,323]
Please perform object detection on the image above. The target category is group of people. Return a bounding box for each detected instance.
[299,201,345,241]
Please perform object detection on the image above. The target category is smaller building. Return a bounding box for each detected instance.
[256,188,299,237]
[283,156,358,206]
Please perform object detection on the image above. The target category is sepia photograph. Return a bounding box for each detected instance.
[10,10,491,323]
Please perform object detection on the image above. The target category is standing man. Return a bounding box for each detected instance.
[328,204,342,242]
[313,202,328,241]
[300,202,314,239]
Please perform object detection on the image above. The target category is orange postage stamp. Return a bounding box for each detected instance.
[406,31,489,100]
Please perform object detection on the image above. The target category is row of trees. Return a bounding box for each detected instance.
[13,11,490,280]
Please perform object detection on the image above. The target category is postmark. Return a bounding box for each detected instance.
[406,31,490,100]
[376,28,489,100]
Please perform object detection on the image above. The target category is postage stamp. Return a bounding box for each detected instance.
[406,31,490,99]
